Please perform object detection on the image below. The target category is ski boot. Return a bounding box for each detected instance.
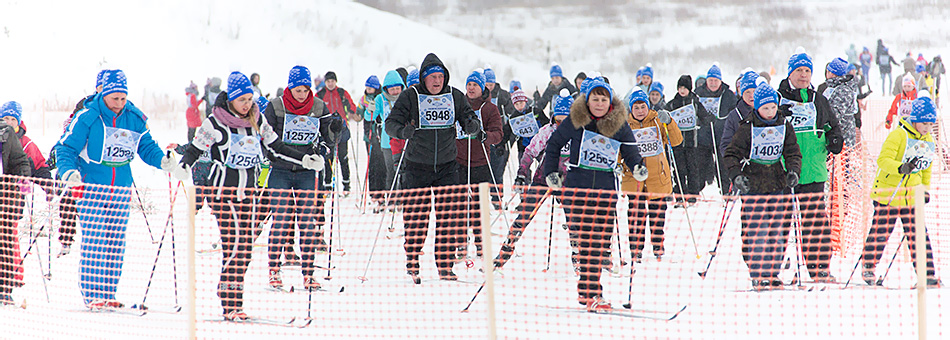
[269,268,283,290]
[303,276,322,291]
[224,309,250,321]
[586,296,611,313]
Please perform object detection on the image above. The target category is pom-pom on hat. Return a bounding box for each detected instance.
[787,46,813,77]
[484,66,496,84]
[227,71,254,102]
[511,89,529,104]
[550,63,563,78]
[753,81,778,111]
[0,101,23,124]
[552,88,574,118]
[100,70,128,97]
[707,63,722,80]
[902,73,916,88]
[287,65,312,89]
[627,88,649,109]
[826,57,849,77]
[365,75,381,90]
[509,79,521,93]
[909,97,937,124]
[466,70,486,91]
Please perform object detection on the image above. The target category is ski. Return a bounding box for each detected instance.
[268,285,345,293]
[546,305,687,321]
[131,304,182,315]
[205,316,303,327]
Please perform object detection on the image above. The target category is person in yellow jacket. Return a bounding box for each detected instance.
[621,89,683,261]
[862,96,941,288]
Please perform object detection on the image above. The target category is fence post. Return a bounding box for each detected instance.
[914,185,926,340]
[187,186,197,340]
[477,182,497,340]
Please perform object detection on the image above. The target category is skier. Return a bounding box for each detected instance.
[186,82,205,142]
[818,58,861,147]
[175,71,323,320]
[54,69,179,310]
[721,70,760,156]
[359,74,387,206]
[694,63,738,193]
[316,71,358,194]
[535,63,578,114]
[876,42,899,95]
[665,74,713,205]
[723,81,802,290]
[0,114,31,306]
[509,89,549,160]
[494,89,572,269]
[261,66,335,292]
[384,53,482,283]
[621,89,682,262]
[778,48,843,283]
[885,74,918,130]
[859,47,873,89]
[1,101,52,183]
[647,82,666,112]
[372,70,406,202]
[637,64,654,94]
[862,97,941,288]
[456,69,503,258]
[542,78,646,311]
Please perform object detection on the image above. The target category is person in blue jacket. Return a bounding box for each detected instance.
[542,77,647,311]
[53,69,178,310]
[373,70,406,197]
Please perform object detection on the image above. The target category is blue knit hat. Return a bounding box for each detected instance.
[642,65,654,79]
[909,97,937,123]
[739,71,760,95]
[365,75,381,90]
[550,64,563,78]
[420,65,444,81]
[649,82,664,96]
[96,69,109,89]
[787,46,813,77]
[227,71,254,102]
[484,67,496,84]
[636,67,644,79]
[466,70,486,91]
[382,70,406,90]
[827,57,849,77]
[509,79,521,93]
[287,65,312,89]
[257,96,269,113]
[584,77,613,100]
[847,63,857,73]
[0,101,22,123]
[407,69,420,87]
[627,88,649,109]
[552,89,574,118]
[753,81,778,111]
[707,64,722,80]
[916,63,926,74]
[100,70,128,97]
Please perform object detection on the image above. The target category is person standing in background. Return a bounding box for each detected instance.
[186,81,204,142]
[316,71,358,194]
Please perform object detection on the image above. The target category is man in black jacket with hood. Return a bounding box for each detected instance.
[386,53,482,283]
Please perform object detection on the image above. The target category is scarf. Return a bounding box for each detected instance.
[282,87,314,115]
[212,105,258,129]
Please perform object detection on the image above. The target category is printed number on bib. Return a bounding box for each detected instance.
[456,109,483,140]
[670,104,697,130]
[749,125,785,165]
[699,97,722,118]
[902,138,935,174]
[510,114,539,138]
[101,126,142,167]
[418,93,455,129]
[578,130,620,172]
[632,126,662,157]
[560,140,571,158]
[282,116,321,145]
[898,99,913,118]
[225,133,264,170]
[781,98,817,132]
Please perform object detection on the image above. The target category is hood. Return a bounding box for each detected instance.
[826,74,857,88]
[742,105,789,127]
[419,53,450,95]
[570,95,628,137]
[627,109,658,128]
[898,117,925,138]
[382,70,405,89]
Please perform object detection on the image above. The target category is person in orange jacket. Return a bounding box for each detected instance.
[620,89,683,262]
[886,73,918,129]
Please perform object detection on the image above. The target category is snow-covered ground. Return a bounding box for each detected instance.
[1,0,949,339]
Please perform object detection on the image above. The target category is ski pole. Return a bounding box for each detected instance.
[137,181,181,312]
[131,180,157,244]
[843,174,907,288]
[325,147,337,280]
[709,120,725,196]
[661,123,700,258]
[698,189,738,279]
[360,141,410,282]
[543,199,554,272]
[790,190,806,287]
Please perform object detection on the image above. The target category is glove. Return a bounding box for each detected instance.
[733,175,750,194]
[632,163,649,181]
[656,109,672,124]
[161,151,178,173]
[302,154,325,171]
[827,134,843,154]
[786,171,799,188]
[474,129,487,142]
[463,116,482,135]
[62,169,82,187]
[545,172,563,189]
[885,118,892,130]
[514,176,526,194]
[171,163,191,182]
[899,156,919,175]
[403,120,417,139]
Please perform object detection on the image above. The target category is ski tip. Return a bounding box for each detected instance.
[697,272,706,278]
[668,305,688,320]
[289,286,295,293]
[622,303,632,309]
[339,286,345,293]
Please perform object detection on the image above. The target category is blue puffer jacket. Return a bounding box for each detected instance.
[372,70,406,150]
[543,96,642,190]
[54,93,164,187]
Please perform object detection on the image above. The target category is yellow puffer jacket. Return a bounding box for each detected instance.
[870,117,933,206]
[620,110,683,199]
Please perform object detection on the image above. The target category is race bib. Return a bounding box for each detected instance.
[101,126,142,167]
[749,125,786,164]
[418,93,455,129]
[898,99,913,118]
[578,130,620,172]
[699,97,722,119]
[198,149,212,162]
[902,138,935,174]
[282,115,321,145]
[491,97,498,106]
[510,114,540,138]
[631,126,662,157]
[456,109,482,140]
[781,98,818,132]
[560,140,571,158]
[225,133,264,170]
[670,104,697,130]
[822,86,836,100]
